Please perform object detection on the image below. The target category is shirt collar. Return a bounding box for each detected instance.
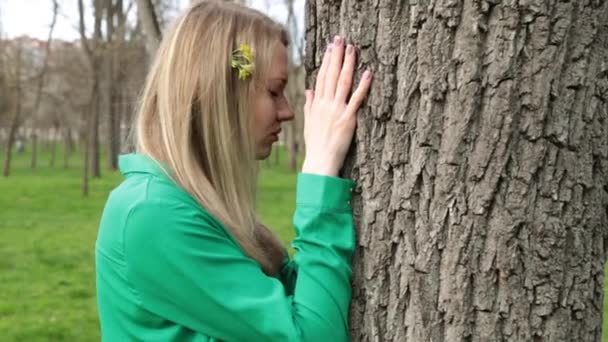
[118,153,171,179]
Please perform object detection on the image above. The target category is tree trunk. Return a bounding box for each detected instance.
[90,84,101,178]
[83,125,90,196]
[63,126,72,169]
[49,123,57,167]
[30,130,38,169]
[2,43,22,177]
[2,109,19,177]
[82,80,99,195]
[105,0,119,170]
[78,0,103,181]
[287,122,297,170]
[306,1,608,341]
[286,66,304,172]
[136,0,162,58]
[285,0,303,172]
[28,0,57,171]
[49,140,56,168]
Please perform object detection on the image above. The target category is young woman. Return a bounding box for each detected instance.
[95,1,372,341]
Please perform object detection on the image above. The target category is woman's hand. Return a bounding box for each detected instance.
[301,35,373,177]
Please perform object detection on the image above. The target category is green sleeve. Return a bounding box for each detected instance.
[124,173,356,342]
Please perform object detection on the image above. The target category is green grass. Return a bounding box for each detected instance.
[1,143,607,341]
[0,144,299,341]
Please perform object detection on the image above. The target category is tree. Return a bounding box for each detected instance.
[28,0,58,170]
[104,0,121,170]
[306,1,608,341]
[284,0,304,171]
[136,0,162,57]
[78,0,105,193]
[2,40,23,177]
[44,39,91,169]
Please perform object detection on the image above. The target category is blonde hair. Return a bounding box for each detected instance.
[134,1,289,276]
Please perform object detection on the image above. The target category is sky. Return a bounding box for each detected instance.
[0,0,305,42]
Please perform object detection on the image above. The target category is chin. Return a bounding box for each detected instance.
[255,145,272,160]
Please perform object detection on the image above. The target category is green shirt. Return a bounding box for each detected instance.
[95,154,356,341]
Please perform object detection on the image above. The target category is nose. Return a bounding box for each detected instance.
[278,98,294,122]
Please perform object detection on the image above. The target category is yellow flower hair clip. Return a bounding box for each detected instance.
[231,43,255,80]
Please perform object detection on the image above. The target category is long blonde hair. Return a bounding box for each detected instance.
[134,1,288,276]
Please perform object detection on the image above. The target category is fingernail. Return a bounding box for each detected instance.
[326,43,333,53]
[334,35,342,45]
[364,70,372,79]
[346,45,353,54]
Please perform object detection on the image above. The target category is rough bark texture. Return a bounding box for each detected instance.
[306,1,608,341]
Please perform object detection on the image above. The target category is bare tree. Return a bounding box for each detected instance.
[136,0,162,57]
[2,41,23,177]
[28,0,59,170]
[308,1,608,341]
[78,0,105,195]
[44,38,91,170]
[105,0,119,170]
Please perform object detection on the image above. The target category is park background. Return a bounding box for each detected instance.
[1,0,608,341]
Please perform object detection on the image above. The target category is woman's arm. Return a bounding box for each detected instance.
[280,173,354,296]
[124,173,355,342]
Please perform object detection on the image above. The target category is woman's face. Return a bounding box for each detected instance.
[253,42,293,159]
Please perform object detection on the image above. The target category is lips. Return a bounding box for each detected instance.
[269,129,280,142]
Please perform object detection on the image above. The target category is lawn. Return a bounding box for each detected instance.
[1,144,607,341]
[0,145,298,341]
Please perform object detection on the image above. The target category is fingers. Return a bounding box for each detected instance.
[314,44,332,97]
[335,44,356,102]
[323,35,345,98]
[345,70,373,116]
[304,89,313,116]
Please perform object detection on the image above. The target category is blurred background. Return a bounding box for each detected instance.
[0,0,305,340]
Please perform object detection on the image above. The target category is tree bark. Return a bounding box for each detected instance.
[306,1,608,341]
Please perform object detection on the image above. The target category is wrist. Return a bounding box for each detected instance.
[301,159,339,177]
